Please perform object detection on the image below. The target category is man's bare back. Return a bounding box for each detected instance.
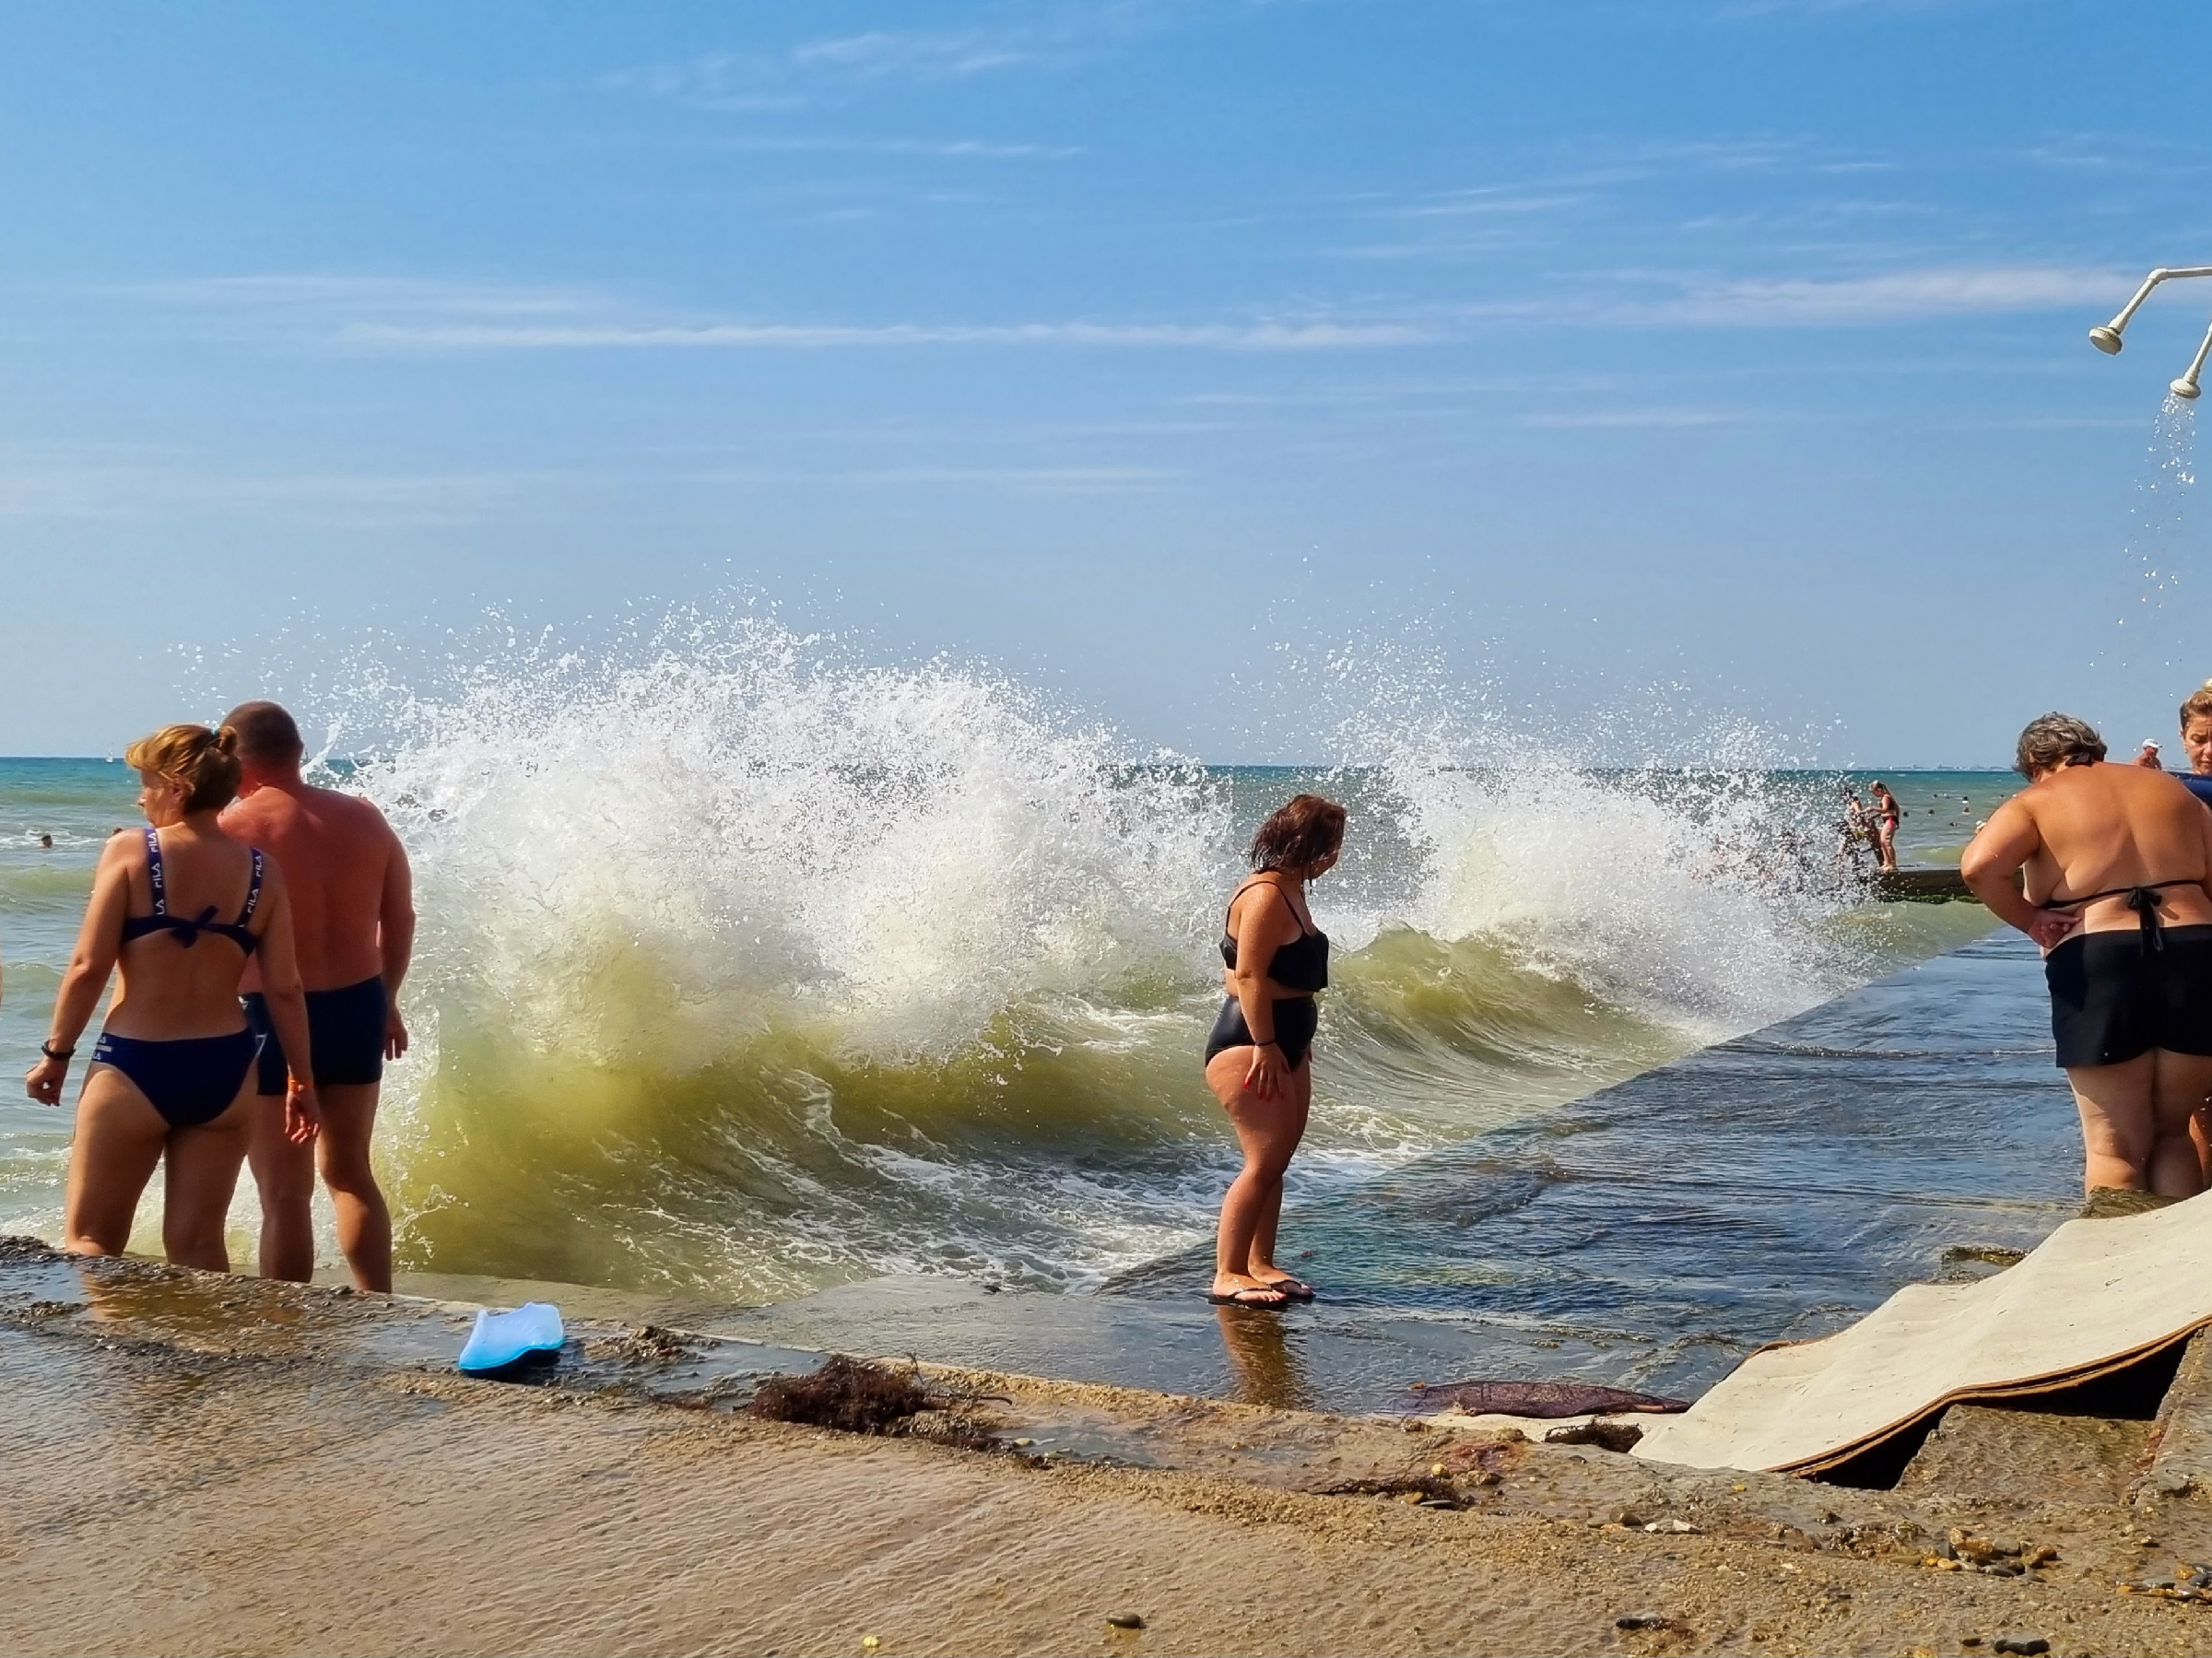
[225,783,401,993]
[217,701,415,1291]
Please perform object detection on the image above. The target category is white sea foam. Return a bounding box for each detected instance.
[227,607,1975,1294]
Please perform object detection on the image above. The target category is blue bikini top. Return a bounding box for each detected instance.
[119,827,265,956]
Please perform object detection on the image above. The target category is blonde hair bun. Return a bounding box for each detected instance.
[124,723,243,813]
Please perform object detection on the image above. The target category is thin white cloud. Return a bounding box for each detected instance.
[1666,265,2128,322]
[606,9,1159,104]
[1461,264,2134,327]
[1390,193,1588,220]
[0,464,523,523]
[1520,407,1745,429]
[124,272,1433,353]
[713,135,1080,159]
[791,29,1034,78]
[843,464,1181,491]
[340,319,1432,352]
[136,275,597,319]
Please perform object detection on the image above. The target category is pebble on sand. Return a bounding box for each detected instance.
[1105,1612,1146,1630]
[1991,1639,2048,1656]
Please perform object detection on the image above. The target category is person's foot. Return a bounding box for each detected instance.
[1208,1275,1288,1308]
[1249,1268,1316,1300]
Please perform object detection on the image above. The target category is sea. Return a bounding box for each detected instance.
[0,622,2040,1408]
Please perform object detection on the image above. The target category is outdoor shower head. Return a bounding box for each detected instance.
[2173,320,2212,403]
[2087,266,2212,393]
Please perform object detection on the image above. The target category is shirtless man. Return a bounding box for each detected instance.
[221,701,415,1291]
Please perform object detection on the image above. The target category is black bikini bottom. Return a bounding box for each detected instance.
[2045,924,2212,1068]
[91,1028,261,1128]
[1205,996,1318,1070]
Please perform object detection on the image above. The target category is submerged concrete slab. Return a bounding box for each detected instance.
[1896,1405,2153,1507]
[2138,1329,2212,1501]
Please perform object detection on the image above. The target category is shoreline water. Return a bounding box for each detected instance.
[245,917,2046,1422]
[0,753,2004,1311]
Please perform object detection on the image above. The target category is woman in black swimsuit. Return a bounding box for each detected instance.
[1963,714,2212,1199]
[23,724,322,1269]
[1203,793,1344,1309]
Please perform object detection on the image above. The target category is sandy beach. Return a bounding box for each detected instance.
[10,1238,2212,1658]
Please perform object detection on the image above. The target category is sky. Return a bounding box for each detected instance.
[5,0,2212,764]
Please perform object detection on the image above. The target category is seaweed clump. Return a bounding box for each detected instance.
[747,1355,939,1434]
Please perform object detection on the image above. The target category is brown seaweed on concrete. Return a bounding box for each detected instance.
[747,1356,939,1433]
[1407,1380,1690,1418]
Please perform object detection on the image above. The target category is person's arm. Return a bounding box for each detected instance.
[251,863,322,1145]
[1961,797,2074,948]
[26,837,131,1104]
[1229,886,1293,1100]
[378,824,416,1060]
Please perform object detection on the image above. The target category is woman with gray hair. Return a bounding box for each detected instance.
[1963,713,2212,1199]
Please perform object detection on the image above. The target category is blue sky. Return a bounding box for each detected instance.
[6,0,2212,762]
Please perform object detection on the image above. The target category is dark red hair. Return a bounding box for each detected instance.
[1249,794,1346,874]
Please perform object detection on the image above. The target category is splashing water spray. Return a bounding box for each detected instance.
[2086,270,2206,677]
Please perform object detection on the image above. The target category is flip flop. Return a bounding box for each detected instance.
[1207,1285,1288,1308]
[1257,1276,1316,1301]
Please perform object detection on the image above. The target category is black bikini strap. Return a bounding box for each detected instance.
[1226,876,1310,937]
[2045,879,2197,953]
[142,827,167,917]
[2120,886,2178,953]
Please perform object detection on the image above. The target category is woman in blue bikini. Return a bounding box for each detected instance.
[24,723,321,1270]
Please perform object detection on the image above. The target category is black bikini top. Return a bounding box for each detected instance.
[119,827,265,956]
[2040,876,2201,953]
[1218,878,1329,994]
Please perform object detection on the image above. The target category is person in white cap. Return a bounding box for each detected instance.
[2136,739,2165,770]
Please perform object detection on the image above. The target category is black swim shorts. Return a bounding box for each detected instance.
[2044,925,2212,1069]
[243,975,389,1094]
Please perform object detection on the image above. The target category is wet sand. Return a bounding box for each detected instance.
[8,1243,2212,1657]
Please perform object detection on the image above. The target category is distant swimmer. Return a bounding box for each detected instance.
[23,724,320,1268]
[38,833,52,849]
[1868,781,1901,872]
[1962,713,2212,1200]
[221,700,415,1293]
[1203,794,1344,1311]
[2137,739,2166,770]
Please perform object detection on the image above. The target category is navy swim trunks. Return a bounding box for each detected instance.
[243,975,388,1094]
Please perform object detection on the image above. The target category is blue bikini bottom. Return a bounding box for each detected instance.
[91,1028,261,1128]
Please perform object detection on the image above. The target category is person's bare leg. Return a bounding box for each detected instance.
[2194,1108,2212,1186]
[1248,1065,1312,1286]
[2066,1054,2157,1194]
[63,1067,170,1256]
[248,1090,317,1281]
[161,1082,255,1273]
[2148,1050,2212,1199]
[1205,1049,1298,1305]
[314,1082,392,1292]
